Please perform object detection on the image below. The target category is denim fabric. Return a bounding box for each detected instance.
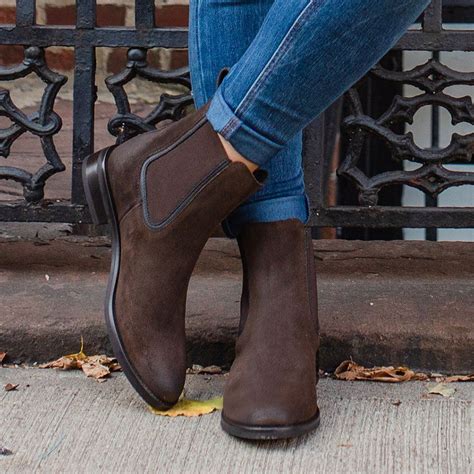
[206,0,430,166]
[189,0,430,235]
[188,0,309,237]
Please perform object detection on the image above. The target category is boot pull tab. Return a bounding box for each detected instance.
[216,67,230,88]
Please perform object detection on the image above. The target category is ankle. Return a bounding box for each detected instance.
[217,134,259,173]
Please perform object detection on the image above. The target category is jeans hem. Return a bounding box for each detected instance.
[207,88,285,166]
[222,193,310,238]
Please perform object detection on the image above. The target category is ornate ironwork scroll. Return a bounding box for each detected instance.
[339,59,474,207]
[0,0,188,222]
[0,46,67,202]
[301,0,474,229]
[0,0,473,229]
[106,48,193,143]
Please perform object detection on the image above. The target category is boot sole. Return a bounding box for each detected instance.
[82,148,174,410]
[221,410,321,440]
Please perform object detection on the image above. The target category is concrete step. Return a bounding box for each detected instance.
[0,234,473,372]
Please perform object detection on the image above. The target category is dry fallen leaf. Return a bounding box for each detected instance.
[4,383,19,392]
[150,397,223,417]
[0,352,6,364]
[40,338,120,381]
[334,360,428,382]
[40,356,82,371]
[0,447,13,456]
[428,383,456,398]
[443,374,474,383]
[82,362,110,379]
[334,361,474,385]
[39,338,88,370]
[334,360,428,383]
[81,355,120,379]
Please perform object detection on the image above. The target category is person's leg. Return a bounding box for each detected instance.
[188,0,308,237]
[83,0,430,426]
[83,87,266,411]
[202,0,431,440]
[207,0,430,167]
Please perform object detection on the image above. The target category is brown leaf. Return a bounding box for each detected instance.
[334,360,428,383]
[39,339,120,381]
[40,337,88,370]
[0,446,13,456]
[4,383,19,392]
[0,352,6,364]
[81,355,118,380]
[41,354,119,380]
[443,374,474,383]
[82,361,110,380]
[39,356,81,370]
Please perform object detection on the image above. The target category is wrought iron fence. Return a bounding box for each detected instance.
[0,0,473,232]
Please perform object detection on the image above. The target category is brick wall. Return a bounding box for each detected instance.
[0,1,190,104]
[0,1,190,73]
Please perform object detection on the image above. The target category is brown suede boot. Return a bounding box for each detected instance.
[82,105,265,409]
[221,219,320,439]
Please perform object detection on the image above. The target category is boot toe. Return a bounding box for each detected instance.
[131,346,186,407]
[224,401,316,428]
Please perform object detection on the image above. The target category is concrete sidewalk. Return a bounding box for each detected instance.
[0,368,472,473]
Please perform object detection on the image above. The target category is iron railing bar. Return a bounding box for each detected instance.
[0,27,188,48]
[425,50,441,241]
[135,0,155,29]
[71,1,97,205]
[4,28,474,51]
[72,47,96,205]
[1,0,474,228]
[15,0,36,27]
[395,31,474,50]
[2,202,474,227]
[422,0,443,33]
[309,207,474,228]
[303,116,326,209]
[76,0,97,29]
[0,202,90,223]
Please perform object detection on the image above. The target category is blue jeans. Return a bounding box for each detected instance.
[189,0,430,236]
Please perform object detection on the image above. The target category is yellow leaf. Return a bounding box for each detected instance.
[64,336,88,362]
[150,397,223,417]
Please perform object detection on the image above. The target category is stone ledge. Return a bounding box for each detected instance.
[0,236,473,373]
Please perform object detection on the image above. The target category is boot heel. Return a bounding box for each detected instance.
[82,147,112,225]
